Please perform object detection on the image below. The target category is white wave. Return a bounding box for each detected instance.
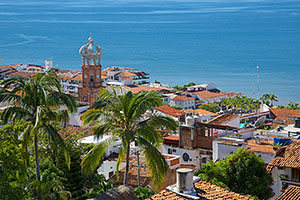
[0,19,189,24]
[0,34,54,48]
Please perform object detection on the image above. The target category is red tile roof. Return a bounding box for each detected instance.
[270,108,300,121]
[172,95,195,101]
[0,64,19,69]
[155,105,186,117]
[194,109,218,117]
[268,140,300,169]
[122,85,166,94]
[207,113,238,126]
[148,180,254,200]
[193,90,226,99]
[115,71,137,77]
[276,185,300,200]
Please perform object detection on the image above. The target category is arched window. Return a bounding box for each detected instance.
[90,75,94,83]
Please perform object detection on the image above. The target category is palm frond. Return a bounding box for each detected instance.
[42,123,70,169]
[137,136,169,189]
[81,136,117,176]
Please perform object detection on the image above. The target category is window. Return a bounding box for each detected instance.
[172,149,176,152]
[292,168,300,182]
[202,157,207,163]
[182,153,190,162]
[90,75,94,83]
[168,148,172,154]
[83,96,88,102]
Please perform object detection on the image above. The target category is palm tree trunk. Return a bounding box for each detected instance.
[123,142,131,185]
[137,150,140,187]
[34,135,42,200]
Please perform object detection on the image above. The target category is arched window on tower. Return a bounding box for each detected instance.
[90,75,94,83]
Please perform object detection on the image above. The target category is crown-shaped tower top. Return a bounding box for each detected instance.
[79,34,103,66]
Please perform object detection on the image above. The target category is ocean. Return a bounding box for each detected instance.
[0,0,299,104]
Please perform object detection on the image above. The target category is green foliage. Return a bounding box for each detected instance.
[277,102,300,110]
[0,73,78,199]
[198,103,220,113]
[82,88,177,188]
[154,80,161,84]
[260,93,278,107]
[171,105,182,110]
[173,82,196,91]
[197,148,273,200]
[134,186,156,200]
[82,174,114,199]
[0,123,29,200]
[220,95,258,114]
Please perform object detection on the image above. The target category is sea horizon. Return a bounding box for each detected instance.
[0,0,299,105]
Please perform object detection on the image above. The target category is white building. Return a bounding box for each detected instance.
[267,140,300,199]
[102,66,150,86]
[213,136,276,164]
[169,95,196,109]
[187,83,216,92]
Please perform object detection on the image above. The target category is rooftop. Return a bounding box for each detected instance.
[148,180,254,200]
[172,95,195,102]
[192,90,226,99]
[122,85,166,94]
[268,140,300,169]
[207,113,238,126]
[115,71,137,77]
[0,64,19,69]
[155,105,186,117]
[276,185,300,200]
[270,108,300,121]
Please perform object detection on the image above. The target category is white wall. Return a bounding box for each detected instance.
[161,145,201,169]
[270,167,292,200]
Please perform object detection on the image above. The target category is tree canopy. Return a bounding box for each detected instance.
[198,103,220,113]
[81,88,177,188]
[196,148,273,200]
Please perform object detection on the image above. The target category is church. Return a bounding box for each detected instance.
[77,35,103,105]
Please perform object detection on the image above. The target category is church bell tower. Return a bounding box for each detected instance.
[78,35,103,105]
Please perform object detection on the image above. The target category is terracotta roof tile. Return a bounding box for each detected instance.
[207,113,238,126]
[115,71,137,77]
[148,180,254,200]
[276,185,300,200]
[155,105,186,117]
[194,109,218,117]
[122,85,166,94]
[270,108,300,121]
[0,64,19,69]
[172,95,195,101]
[193,90,226,99]
[268,140,300,169]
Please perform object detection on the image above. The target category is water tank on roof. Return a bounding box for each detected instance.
[193,115,201,123]
[176,168,194,193]
[186,116,195,126]
[294,118,300,128]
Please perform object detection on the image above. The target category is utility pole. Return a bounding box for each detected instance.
[257,65,260,101]
[257,65,260,114]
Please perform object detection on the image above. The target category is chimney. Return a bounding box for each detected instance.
[176,168,194,193]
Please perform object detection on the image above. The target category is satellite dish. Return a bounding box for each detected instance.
[254,116,266,127]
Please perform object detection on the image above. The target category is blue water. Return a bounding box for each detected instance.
[0,0,299,104]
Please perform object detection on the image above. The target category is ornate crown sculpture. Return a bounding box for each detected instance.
[79,34,103,66]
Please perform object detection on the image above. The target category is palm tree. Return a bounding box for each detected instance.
[287,102,300,110]
[81,88,177,188]
[269,94,278,107]
[260,94,271,107]
[0,73,77,200]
